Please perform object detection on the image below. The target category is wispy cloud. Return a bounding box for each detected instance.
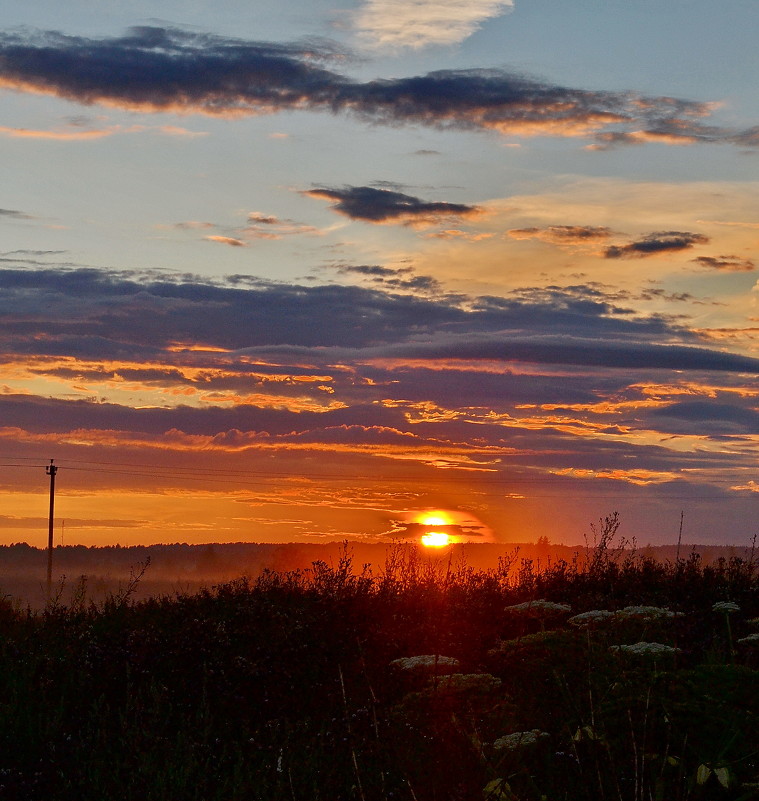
[0,123,207,140]
[353,0,514,51]
[0,208,32,220]
[507,225,614,245]
[205,235,247,247]
[179,210,320,245]
[691,255,755,272]
[0,28,754,148]
[0,124,114,140]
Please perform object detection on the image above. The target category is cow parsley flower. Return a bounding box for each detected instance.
[568,610,614,626]
[390,655,460,672]
[614,606,679,620]
[609,642,679,657]
[737,633,759,645]
[493,730,550,751]
[504,600,571,616]
[712,601,740,614]
[434,673,502,692]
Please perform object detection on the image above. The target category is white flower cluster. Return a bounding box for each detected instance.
[569,606,681,626]
[493,729,550,751]
[712,601,741,614]
[504,600,572,616]
[737,633,759,645]
[434,673,502,692]
[568,610,614,626]
[609,642,680,657]
[615,606,680,620]
[390,655,460,672]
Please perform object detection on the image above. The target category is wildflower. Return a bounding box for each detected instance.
[568,610,614,627]
[737,633,759,646]
[493,730,550,751]
[609,642,679,657]
[712,601,740,614]
[504,600,571,616]
[614,606,680,620]
[390,655,460,672]
[434,673,502,693]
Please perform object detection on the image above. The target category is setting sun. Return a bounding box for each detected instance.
[418,511,454,547]
[421,532,451,548]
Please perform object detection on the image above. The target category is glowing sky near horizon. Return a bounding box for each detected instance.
[0,0,758,548]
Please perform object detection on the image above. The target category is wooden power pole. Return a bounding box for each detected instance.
[46,459,58,599]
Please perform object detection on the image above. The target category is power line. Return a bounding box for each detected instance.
[2,454,755,486]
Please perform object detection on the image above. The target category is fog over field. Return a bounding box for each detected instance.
[2,539,755,609]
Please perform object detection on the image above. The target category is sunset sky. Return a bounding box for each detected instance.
[1,0,758,548]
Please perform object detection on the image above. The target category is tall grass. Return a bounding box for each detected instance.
[0,535,757,800]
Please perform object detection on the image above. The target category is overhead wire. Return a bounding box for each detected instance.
[0,453,754,486]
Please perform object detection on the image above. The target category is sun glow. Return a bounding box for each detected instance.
[421,531,451,548]
[421,513,450,527]
[418,510,454,547]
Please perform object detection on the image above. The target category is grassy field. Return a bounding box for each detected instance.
[0,529,758,800]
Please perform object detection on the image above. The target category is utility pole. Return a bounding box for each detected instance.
[46,459,58,599]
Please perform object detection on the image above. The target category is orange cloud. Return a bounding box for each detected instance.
[0,125,114,140]
[204,235,247,247]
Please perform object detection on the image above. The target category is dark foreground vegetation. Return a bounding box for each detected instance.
[1,525,758,800]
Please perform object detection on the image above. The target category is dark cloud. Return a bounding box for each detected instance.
[1,249,67,256]
[386,522,487,540]
[0,266,703,362]
[604,231,709,259]
[0,392,407,439]
[0,208,31,219]
[0,27,753,147]
[358,334,759,373]
[247,213,281,225]
[304,185,480,224]
[329,263,443,293]
[691,255,755,272]
[334,264,409,278]
[645,401,759,436]
[0,265,712,360]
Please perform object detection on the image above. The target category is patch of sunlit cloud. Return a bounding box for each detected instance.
[352,0,515,51]
[406,179,759,293]
[0,123,207,140]
[204,235,248,247]
[0,125,115,140]
[157,125,208,137]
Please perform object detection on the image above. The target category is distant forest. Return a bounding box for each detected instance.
[1,538,755,609]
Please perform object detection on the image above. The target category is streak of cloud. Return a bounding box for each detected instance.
[0,124,114,140]
[507,225,614,245]
[0,27,754,148]
[205,236,247,247]
[691,255,755,272]
[0,208,32,219]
